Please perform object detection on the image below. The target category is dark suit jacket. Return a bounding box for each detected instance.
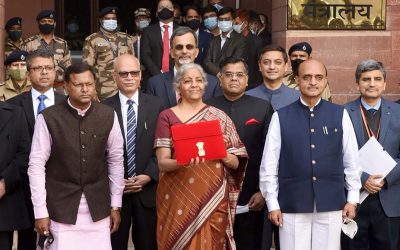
[345,98,400,217]
[246,33,263,89]
[257,27,272,46]
[0,102,31,231]
[140,22,179,76]
[102,92,163,208]
[195,29,213,66]
[203,31,248,76]
[146,70,222,108]
[7,91,66,137]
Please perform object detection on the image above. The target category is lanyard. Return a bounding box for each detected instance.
[359,104,380,139]
[100,31,119,58]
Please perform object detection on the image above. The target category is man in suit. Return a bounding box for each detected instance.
[207,56,273,250]
[182,4,213,66]
[103,54,163,250]
[342,60,400,250]
[140,0,179,77]
[0,102,31,250]
[146,27,221,108]
[7,50,65,249]
[203,7,248,76]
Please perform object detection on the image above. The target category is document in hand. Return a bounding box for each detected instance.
[358,136,397,203]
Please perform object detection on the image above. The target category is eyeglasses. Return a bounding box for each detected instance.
[30,65,55,72]
[222,72,247,79]
[118,70,141,78]
[70,81,95,89]
[174,44,195,50]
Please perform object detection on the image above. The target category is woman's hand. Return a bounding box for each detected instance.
[222,153,239,169]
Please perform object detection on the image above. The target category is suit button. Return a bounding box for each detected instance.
[311,144,315,148]
[311,128,315,133]
[310,113,315,117]
[80,130,85,135]
[81,144,85,149]
[93,134,97,138]
[82,158,86,162]
[313,177,317,181]
[312,160,316,165]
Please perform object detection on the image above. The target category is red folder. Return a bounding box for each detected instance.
[171,120,227,165]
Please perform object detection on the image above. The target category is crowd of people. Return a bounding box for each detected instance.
[0,0,400,250]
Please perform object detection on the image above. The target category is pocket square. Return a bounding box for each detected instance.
[245,118,260,125]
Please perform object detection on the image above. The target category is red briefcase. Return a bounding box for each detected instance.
[171,120,227,165]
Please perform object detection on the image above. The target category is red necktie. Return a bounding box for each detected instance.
[162,25,170,73]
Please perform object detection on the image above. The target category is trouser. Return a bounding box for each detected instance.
[0,231,13,250]
[234,209,264,250]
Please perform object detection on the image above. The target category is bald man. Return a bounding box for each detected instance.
[259,59,361,250]
[102,55,164,250]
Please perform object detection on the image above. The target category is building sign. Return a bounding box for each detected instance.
[288,0,386,30]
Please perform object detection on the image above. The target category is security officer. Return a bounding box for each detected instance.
[4,17,24,59]
[0,50,31,101]
[82,7,136,100]
[283,42,332,101]
[22,10,71,92]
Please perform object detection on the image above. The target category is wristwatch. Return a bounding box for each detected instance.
[111,207,121,212]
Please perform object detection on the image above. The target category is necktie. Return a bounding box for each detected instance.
[368,108,377,115]
[162,24,170,73]
[126,100,137,177]
[37,95,47,115]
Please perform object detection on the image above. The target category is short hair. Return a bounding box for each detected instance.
[220,56,248,74]
[355,59,386,83]
[26,50,54,70]
[201,5,218,16]
[248,10,261,23]
[64,62,95,83]
[218,7,235,18]
[173,63,208,90]
[183,4,200,17]
[235,9,249,22]
[170,26,198,47]
[259,44,288,63]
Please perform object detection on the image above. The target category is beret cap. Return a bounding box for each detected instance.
[288,42,312,56]
[5,17,22,30]
[4,50,29,66]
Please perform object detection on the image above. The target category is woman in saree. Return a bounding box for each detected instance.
[154,63,248,250]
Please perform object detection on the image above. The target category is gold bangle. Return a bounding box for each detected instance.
[111,207,121,212]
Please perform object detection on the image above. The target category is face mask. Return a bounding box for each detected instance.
[290,58,305,75]
[158,8,174,20]
[218,20,233,33]
[204,17,218,30]
[39,24,55,35]
[102,20,118,31]
[213,4,223,11]
[67,23,79,33]
[186,19,201,30]
[9,67,27,81]
[138,20,149,29]
[8,30,22,41]
[233,22,244,34]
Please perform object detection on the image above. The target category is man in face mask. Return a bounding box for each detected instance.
[183,4,213,65]
[204,7,248,77]
[283,42,332,101]
[82,7,136,100]
[4,17,24,60]
[140,0,180,78]
[22,10,71,93]
[0,50,31,101]
[202,5,220,37]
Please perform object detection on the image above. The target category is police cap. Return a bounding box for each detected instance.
[288,42,312,56]
[5,17,22,30]
[99,7,119,18]
[36,10,56,21]
[4,50,29,66]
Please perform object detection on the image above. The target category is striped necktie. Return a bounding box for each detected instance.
[37,95,47,115]
[126,99,137,177]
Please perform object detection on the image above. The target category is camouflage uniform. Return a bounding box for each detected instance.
[4,37,25,80]
[82,28,136,100]
[22,34,71,84]
[0,78,31,101]
[283,71,332,101]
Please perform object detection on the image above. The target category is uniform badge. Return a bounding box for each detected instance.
[21,55,25,60]
[302,45,307,51]
[17,20,21,24]
[112,9,116,13]
[50,14,54,19]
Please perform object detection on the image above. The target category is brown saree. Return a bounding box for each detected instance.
[154,106,248,250]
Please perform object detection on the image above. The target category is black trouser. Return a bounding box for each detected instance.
[341,194,400,250]
[0,231,13,250]
[234,209,264,250]
[111,193,157,250]
[261,209,280,250]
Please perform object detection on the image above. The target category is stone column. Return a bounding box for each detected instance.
[0,0,5,81]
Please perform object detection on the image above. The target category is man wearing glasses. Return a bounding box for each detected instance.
[259,59,361,250]
[146,27,221,108]
[103,54,163,250]
[7,50,65,250]
[28,62,124,249]
[22,10,71,93]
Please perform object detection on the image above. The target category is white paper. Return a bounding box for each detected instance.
[236,204,249,214]
[358,137,397,203]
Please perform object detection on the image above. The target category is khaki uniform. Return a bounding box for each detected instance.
[283,71,332,101]
[22,34,71,83]
[0,78,32,101]
[82,28,136,100]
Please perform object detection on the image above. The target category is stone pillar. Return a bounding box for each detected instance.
[271,1,400,103]
[0,0,5,81]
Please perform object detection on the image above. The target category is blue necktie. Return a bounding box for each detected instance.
[126,99,137,177]
[37,95,47,115]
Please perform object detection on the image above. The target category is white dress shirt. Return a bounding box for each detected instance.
[259,98,362,212]
[119,91,139,146]
[220,30,233,48]
[31,88,55,119]
[160,21,173,40]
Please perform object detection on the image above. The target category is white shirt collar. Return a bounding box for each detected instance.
[159,21,173,29]
[220,30,233,40]
[119,90,139,106]
[31,87,55,103]
[300,97,322,111]
[67,98,91,116]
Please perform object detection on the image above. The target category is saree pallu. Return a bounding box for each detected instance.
[154,106,248,250]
